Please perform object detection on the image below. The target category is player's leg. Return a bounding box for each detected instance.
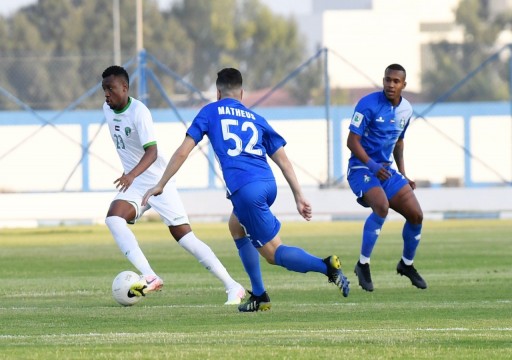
[389,182,427,289]
[105,198,157,276]
[229,213,270,312]
[152,183,245,304]
[229,213,265,297]
[348,168,388,291]
[231,181,349,297]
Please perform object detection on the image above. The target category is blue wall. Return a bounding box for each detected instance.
[1,101,510,191]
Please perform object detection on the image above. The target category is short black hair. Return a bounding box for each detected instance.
[102,65,129,86]
[216,68,243,92]
[385,63,406,77]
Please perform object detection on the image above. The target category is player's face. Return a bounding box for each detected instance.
[382,69,406,106]
[102,75,128,110]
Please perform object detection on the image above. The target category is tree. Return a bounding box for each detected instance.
[0,0,312,109]
[169,0,313,97]
[422,0,512,102]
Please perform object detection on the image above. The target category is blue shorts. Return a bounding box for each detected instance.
[347,166,408,207]
[230,180,281,248]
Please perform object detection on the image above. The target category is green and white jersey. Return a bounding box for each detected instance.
[103,97,167,186]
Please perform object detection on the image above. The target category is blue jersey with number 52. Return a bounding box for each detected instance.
[187,98,286,196]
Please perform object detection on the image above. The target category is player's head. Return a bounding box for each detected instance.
[102,65,130,110]
[383,63,407,105]
[216,68,243,101]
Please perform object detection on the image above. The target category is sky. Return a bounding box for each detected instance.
[0,0,312,17]
[0,0,35,16]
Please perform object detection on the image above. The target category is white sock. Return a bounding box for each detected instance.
[105,216,156,276]
[178,232,238,290]
[359,255,371,264]
[402,256,414,266]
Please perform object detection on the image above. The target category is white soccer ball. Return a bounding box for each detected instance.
[112,270,143,306]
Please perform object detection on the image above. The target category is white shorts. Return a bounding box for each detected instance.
[113,178,189,227]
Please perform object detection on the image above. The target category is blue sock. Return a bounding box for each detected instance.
[274,245,327,274]
[361,213,386,258]
[235,237,265,296]
[402,222,422,261]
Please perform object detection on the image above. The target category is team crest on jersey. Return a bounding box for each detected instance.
[125,127,132,137]
[400,118,406,128]
[351,112,364,128]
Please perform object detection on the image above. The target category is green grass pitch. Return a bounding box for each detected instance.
[0,220,511,359]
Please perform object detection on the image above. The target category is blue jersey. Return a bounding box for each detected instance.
[348,91,412,168]
[187,98,286,196]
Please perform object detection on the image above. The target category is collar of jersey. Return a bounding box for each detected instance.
[113,97,132,114]
[380,91,402,107]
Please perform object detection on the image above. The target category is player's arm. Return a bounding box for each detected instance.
[142,135,196,205]
[347,131,390,180]
[393,138,416,189]
[114,144,157,192]
[269,147,312,221]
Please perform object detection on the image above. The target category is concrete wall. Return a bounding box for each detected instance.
[1,187,511,229]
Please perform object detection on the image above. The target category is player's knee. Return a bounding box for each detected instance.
[372,203,389,218]
[264,256,276,265]
[408,210,423,225]
[169,224,191,241]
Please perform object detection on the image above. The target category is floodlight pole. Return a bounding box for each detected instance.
[136,0,148,105]
[136,0,143,52]
[113,0,121,65]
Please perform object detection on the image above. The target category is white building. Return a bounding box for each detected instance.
[294,0,512,93]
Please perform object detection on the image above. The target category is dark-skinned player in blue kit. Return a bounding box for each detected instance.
[143,67,350,312]
[347,63,427,292]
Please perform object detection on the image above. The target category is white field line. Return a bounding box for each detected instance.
[1,327,511,341]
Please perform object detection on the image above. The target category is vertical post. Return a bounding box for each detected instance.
[324,47,332,186]
[509,45,512,185]
[136,0,148,105]
[137,49,148,105]
[463,115,472,187]
[113,0,121,65]
[208,144,216,189]
[332,109,342,185]
[136,0,143,52]
[81,123,90,192]
[136,0,147,104]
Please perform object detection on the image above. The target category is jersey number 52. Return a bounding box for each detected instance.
[221,119,262,156]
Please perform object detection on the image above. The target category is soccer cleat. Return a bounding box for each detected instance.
[396,259,427,289]
[224,283,246,305]
[238,291,271,312]
[323,255,350,297]
[354,261,374,292]
[129,275,164,297]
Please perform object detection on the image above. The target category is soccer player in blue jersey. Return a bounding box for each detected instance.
[143,67,350,312]
[347,64,427,291]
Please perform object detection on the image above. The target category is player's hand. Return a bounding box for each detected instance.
[296,197,312,221]
[114,173,135,193]
[407,177,416,190]
[375,167,391,180]
[366,158,391,180]
[141,185,164,206]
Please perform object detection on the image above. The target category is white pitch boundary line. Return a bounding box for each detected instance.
[1,327,511,340]
[2,298,509,310]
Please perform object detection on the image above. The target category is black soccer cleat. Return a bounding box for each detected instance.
[354,261,374,292]
[396,259,427,289]
[238,291,272,312]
